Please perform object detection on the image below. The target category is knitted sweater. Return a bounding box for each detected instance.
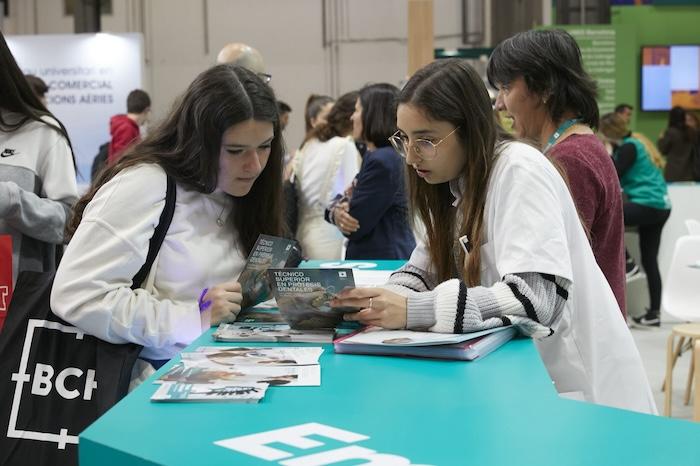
[387,256,569,339]
[548,133,626,317]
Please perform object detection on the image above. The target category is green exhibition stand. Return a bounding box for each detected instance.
[79,261,700,466]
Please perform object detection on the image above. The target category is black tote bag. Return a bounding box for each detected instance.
[0,174,176,466]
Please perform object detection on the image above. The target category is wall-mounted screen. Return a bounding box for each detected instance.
[641,45,700,111]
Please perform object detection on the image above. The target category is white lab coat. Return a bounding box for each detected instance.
[478,141,656,414]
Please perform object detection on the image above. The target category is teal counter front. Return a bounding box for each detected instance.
[79,261,700,466]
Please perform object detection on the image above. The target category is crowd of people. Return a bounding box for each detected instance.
[3,26,700,417]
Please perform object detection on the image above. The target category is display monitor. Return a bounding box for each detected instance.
[641,45,700,111]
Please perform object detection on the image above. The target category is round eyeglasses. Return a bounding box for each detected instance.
[257,73,272,84]
[388,126,460,160]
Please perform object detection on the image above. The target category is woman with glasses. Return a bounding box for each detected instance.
[332,58,656,414]
[487,29,626,319]
[327,83,415,259]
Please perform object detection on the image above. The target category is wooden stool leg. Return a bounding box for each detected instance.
[663,335,685,393]
[685,339,696,405]
[665,333,676,417]
[694,341,700,422]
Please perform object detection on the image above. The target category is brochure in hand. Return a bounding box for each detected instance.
[239,235,300,310]
[234,307,286,325]
[268,268,359,330]
[333,326,517,361]
[213,323,335,343]
[151,382,267,403]
[157,360,321,386]
[182,346,324,366]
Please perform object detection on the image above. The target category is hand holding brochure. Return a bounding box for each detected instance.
[268,268,359,330]
[238,235,300,310]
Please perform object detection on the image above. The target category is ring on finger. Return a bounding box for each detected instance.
[369,297,373,309]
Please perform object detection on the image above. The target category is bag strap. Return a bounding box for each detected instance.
[131,174,176,290]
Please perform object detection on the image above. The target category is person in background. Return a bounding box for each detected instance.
[304,94,334,134]
[328,83,415,260]
[108,89,151,165]
[51,65,285,385]
[487,29,626,318]
[216,42,268,81]
[277,101,292,131]
[332,58,655,414]
[24,74,49,107]
[658,106,696,182]
[294,91,359,259]
[0,31,78,287]
[600,112,671,328]
[615,103,634,126]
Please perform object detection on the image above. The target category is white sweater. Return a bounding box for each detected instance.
[0,113,78,286]
[51,164,247,366]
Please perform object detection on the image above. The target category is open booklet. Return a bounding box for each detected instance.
[268,268,359,330]
[239,235,301,309]
[151,382,267,403]
[333,326,517,361]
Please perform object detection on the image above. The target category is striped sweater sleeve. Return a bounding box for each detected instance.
[403,272,569,338]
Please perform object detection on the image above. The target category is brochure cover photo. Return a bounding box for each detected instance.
[268,268,359,330]
[239,235,299,309]
[157,360,321,386]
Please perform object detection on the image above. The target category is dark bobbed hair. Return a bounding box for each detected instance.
[615,103,633,113]
[25,74,48,97]
[68,64,286,255]
[0,31,75,167]
[358,83,399,148]
[127,89,151,114]
[302,91,357,146]
[487,29,599,129]
[400,58,512,285]
[277,101,292,113]
[304,94,334,133]
[668,106,692,141]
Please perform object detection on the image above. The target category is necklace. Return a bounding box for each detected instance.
[542,118,581,154]
[216,203,227,227]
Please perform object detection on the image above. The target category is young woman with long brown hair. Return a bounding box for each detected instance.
[333,58,656,414]
[50,64,285,384]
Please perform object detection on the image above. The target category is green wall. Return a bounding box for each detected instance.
[610,5,700,142]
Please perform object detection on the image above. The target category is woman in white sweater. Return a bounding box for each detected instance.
[50,65,286,383]
[332,58,656,414]
[0,31,78,289]
[294,91,360,259]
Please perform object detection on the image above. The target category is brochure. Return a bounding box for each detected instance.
[213,323,335,343]
[157,360,321,386]
[151,382,267,403]
[183,346,323,366]
[333,326,517,361]
[234,307,286,325]
[239,235,300,309]
[268,268,359,330]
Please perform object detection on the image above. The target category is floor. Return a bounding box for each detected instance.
[630,320,695,420]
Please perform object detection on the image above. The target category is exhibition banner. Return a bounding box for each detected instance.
[7,33,143,186]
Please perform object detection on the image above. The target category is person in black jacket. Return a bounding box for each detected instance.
[327,83,415,259]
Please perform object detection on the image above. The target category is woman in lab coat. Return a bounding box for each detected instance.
[332,58,657,415]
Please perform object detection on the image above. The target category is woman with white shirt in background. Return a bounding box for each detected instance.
[293,91,360,259]
[51,64,286,385]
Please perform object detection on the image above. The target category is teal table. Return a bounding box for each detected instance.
[80,261,700,466]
